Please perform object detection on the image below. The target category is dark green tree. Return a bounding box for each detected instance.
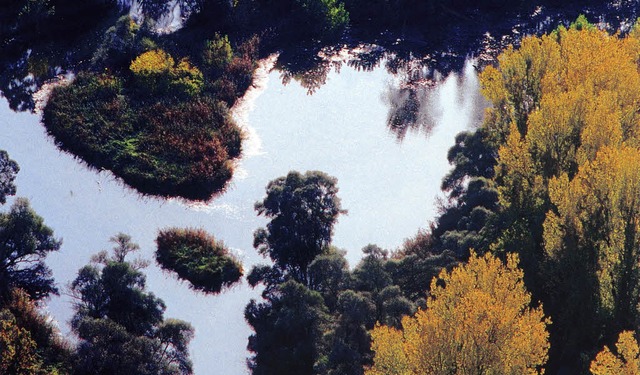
[245,280,330,375]
[316,290,376,375]
[251,170,346,286]
[307,248,350,311]
[0,150,19,205]
[70,234,194,375]
[351,246,415,328]
[431,128,501,258]
[0,198,61,302]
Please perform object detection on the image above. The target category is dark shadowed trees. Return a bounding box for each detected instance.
[251,170,346,286]
[0,198,61,302]
[0,150,18,205]
[245,280,330,375]
[70,234,194,375]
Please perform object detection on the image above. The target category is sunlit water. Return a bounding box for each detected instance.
[0,58,484,374]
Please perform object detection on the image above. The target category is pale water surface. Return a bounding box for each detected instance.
[0,58,483,374]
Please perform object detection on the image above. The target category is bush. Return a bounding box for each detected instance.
[202,34,233,76]
[130,49,175,94]
[156,228,243,294]
[171,58,204,96]
[130,49,204,98]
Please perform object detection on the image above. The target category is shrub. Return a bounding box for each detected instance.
[171,58,204,96]
[202,34,233,75]
[44,72,241,201]
[129,49,174,93]
[43,72,133,165]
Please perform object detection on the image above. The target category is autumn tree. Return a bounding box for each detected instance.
[130,49,204,97]
[70,234,194,375]
[0,288,72,374]
[543,146,640,356]
[366,252,550,375]
[480,18,640,369]
[0,309,41,374]
[591,331,640,375]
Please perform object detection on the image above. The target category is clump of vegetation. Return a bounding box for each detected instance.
[44,46,243,200]
[202,34,233,77]
[155,228,243,294]
[246,171,451,375]
[130,49,204,97]
[591,330,640,374]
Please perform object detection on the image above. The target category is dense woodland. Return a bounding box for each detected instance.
[5,0,640,374]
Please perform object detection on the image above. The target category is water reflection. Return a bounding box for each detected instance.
[4,0,640,115]
[384,84,437,141]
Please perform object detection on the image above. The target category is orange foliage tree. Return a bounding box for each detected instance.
[366,252,550,375]
[479,19,640,367]
[591,331,640,375]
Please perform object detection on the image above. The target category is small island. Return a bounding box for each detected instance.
[156,228,243,294]
[42,17,256,201]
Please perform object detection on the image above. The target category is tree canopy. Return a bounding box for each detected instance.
[245,280,330,375]
[0,150,19,205]
[252,170,346,285]
[70,234,194,375]
[0,198,61,302]
[591,331,640,375]
[366,252,550,375]
[476,20,640,369]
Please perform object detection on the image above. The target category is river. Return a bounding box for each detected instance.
[0,57,483,374]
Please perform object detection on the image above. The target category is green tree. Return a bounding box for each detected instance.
[202,34,233,76]
[316,290,376,375]
[251,170,345,285]
[307,248,350,310]
[70,234,194,375]
[0,198,61,302]
[245,280,330,375]
[0,150,19,205]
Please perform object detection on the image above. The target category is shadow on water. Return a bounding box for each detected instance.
[273,0,640,139]
[3,0,640,129]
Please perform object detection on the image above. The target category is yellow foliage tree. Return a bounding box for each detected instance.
[591,331,640,375]
[545,146,640,331]
[129,49,203,96]
[129,49,174,77]
[481,19,640,367]
[0,309,41,374]
[366,252,550,375]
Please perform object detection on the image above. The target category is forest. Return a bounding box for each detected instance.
[4,0,640,374]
